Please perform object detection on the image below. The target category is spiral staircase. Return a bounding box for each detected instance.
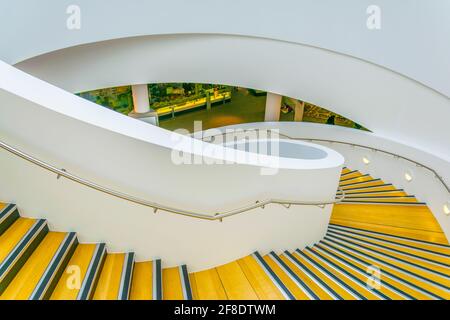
[0,168,448,300]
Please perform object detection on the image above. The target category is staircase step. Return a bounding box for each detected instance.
[129,261,153,300]
[340,178,382,188]
[329,224,450,255]
[190,268,227,300]
[0,204,19,236]
[318,240,437,300]
[51,243,106,300]
[264,252,316,299]
[162,264,192,300]
[301,248,380,299]
[30,232,78,300]
[92,252,134,300]
[216,260,258,299]
[0,219,48,295]
[0,231,71,299]
[323,236,450,299]
[327,230,450,273]
[280,252,338,299]
[290,251,357,300]
[311,245,406,299]
[328,225,450,264]
[245,252,294,300]
[325,234,450,295]
[340,174,371,184]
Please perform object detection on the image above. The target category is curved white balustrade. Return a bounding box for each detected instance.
[0,61,344,270]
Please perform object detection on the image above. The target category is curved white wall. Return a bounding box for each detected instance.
[15,34,450,164]
[1,0,449,96]
[0,61,343,270]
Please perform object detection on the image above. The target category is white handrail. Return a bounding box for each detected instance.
[0,139,345,221]
[200,128,450,194]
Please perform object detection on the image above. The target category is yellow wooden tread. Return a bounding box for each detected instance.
[50,244,97,300]
[317,242,433,300]
[216,261,259,300]
[262,254,310,299]
[309,247,404,300]
[330,227,450,255]
[323,238,450,299]
[302,249,381,300]
[331,204,444,234]
[0,217,36,263]
[163,267,183,300]
[278,254,333,299]
[0,232,66,300]
[291,252,356,300]
[130,261,153,300]
[92,253,125,300]
[238,255,285,300]
[190,268,227,300]
[329,231,449,265]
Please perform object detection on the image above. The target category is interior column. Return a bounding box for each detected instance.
[264,92,282,121]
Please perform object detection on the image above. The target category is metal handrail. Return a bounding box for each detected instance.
[0,139,345,221]
[201,128,450,194]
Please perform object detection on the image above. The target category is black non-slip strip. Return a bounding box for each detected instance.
[341,200,426,205]
[329,223,450,248]
[253,252,295,300]
[340,174,370,183]
[339,183,392,192]
[181,265,193,300]
[315,244,415,300]
[340,170,357,177]
[284,251,342,300]
[269,252,319,300]
[305,247,389,299]
[296,249,366,300]
[31,232,77,299]
[119,253,134,300]
[155,259,162,300]
[336,189,405,195]
[325,234,450,291]
[340,178,381,187]
[0,219,47,275]
[321,237,444,300]
[318,241,438,300]
[0,204,19,236]
[327,230,450,269]
[328,226,450,258]
[0,204,16,220]
[78,243,106,300]
[344,195,416,199]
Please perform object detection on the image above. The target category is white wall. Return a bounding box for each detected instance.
[205,122,450,242]
[1,0,449,96]
[15,34,450,164]
[0,62,343,270]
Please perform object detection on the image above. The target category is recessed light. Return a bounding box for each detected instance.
[444,203,450,215]
[404,171,413,182]
[362,156,370,165]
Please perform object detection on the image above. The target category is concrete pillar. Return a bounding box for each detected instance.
[206,91,211,111]
[264,92,282,121]
[128,84,159,126]
[132,84,150,113]
[294,100,305,122]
